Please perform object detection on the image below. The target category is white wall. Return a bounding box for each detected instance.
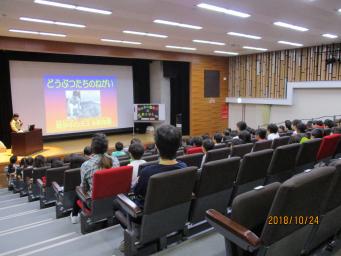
[229,88,341,128]
[149,61,171,128]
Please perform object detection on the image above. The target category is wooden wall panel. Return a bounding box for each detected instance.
[0,36,229,136]
[229,43,341,98]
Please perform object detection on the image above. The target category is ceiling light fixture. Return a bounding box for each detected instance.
[101,39,142,45]
[273,21,309,32]
[197,3,250,18]
[214,50,239,55]
[9,28,66,37]
[243,46,268,51]
[278,41,303,47]
[123,30,167,38]
[20,17,85,28]
[165,45,196,51]
[153,19,202,30]
[34,0,112,15]
[193,39,225,46]
[227,32,261,40]
[322,33,338,39]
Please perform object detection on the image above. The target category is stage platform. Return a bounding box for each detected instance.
[0,133,154,188]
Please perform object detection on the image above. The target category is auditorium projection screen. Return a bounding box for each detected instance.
[10,61,134,136]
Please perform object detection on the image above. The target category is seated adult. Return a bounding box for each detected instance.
[185,136,203,154]
[133,125,186,207]
[233,121,247,139]
[200,138,215,169]
[127,142,146,186]
[267,124,280,140]
[70,133,120,224]
[112,142,126,157]
[232,130,251,145]
[255,128,267,141]
[291,122,308,143]
[83,146,92,160]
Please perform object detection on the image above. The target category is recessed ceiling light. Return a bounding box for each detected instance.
[338,8,341,12]
[214,50,239,55]
[227,32,261,40]
[197,3,250,18]
[193,39,225,46]
[273,21,309,32]
[20,17,85,28]
[123,30,167,38]
[9,28,66,37]
[322,33,338,39]
[243,46,268,51]
[101,39,142,45]
[153,19,202,30]
[165,45,196,51]
[34,0,112,15]
[278,41,303,47]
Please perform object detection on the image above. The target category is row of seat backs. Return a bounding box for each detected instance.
[229,165,341,253]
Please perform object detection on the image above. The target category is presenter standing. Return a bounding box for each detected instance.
[10,113,23,133]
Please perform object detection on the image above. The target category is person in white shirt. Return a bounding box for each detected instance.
[267,123,280,140]
[128,142,146,187]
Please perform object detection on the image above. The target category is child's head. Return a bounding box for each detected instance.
[202,139,215,153]
[236,121,247,132]
[129,142,145,160]
[214,133,223,143]
[239,130,251,143]
[278,125,286,133]
[115,142,124,152]
[311,128,323,139]
[267,124,278,134]
[20,158,27,168]
[130,138,141,145]
[27,157,34,166]
[34,155,46,168]
[191,136,203,147]
[83,146,92,157]
[9,155,17,165]
[297,123,307,134]
[332,127,341,135]
[255,128,267,141]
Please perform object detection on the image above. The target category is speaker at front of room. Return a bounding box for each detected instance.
[204,70,220,98]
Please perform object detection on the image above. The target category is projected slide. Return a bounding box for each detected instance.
[44,75,117,134]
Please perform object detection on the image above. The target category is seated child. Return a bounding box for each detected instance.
[128,142,147,186]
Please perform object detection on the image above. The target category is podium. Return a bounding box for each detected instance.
[11,129,43,156]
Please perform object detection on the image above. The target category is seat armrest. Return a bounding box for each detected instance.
[116,194,143,218]
[37,178,44,188]
[206,209,261,252]
[52,181,63,194]
[76,186,91,202]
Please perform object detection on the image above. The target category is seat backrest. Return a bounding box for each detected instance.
[323,162,341,213]
[267,144,301,176]
[253,140,273,152]
[195,157,240,197]
[23,167,33,180]
[142,154,159,162]
[138,160,159,176]
[63,168,81,192]
[296,139,322,167]
[119,159,130,166]
[32,167,48,181]
[230,143,254,158]
[236,149,274,185]
[92,166,132,200]
[214,143,227,149]
[271,136,290,149]
[176,153,204,168]
[316,134,341,161]
[46,166,69,187]
[187,146,203,155]
[205,147,231,163]
[232,182,280,231]
[176,150,184,157]
[140,167,197,244]
[261,166,335,246]
[334,139,341,157]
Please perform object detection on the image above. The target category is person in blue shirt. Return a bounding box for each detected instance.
[112,142,126,157]
[133,124,187,206]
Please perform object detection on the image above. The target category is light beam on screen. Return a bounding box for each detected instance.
[43,75,118,134]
